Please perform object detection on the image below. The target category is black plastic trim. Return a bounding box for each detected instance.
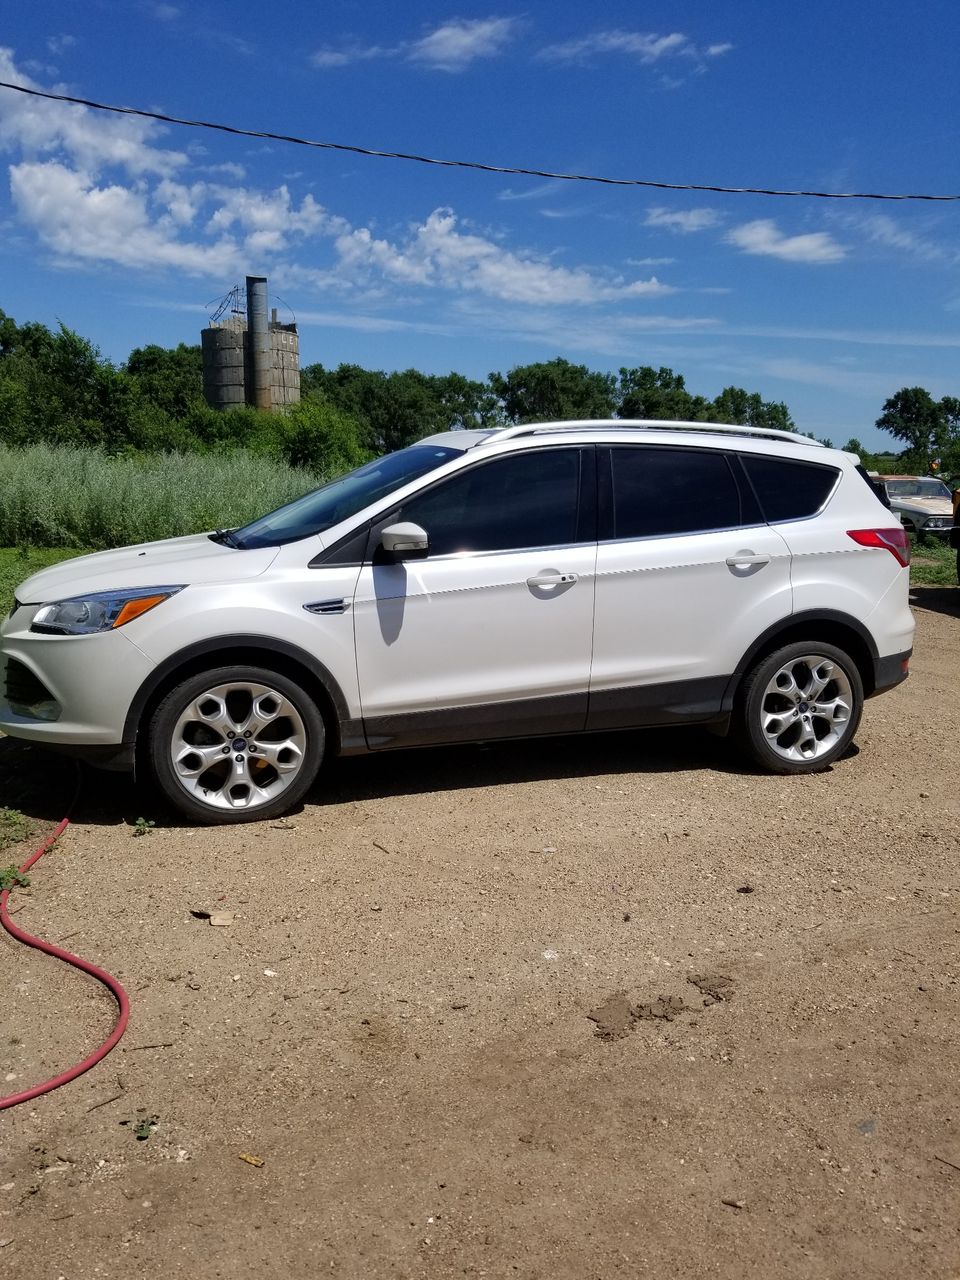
[121,634,352,745]
[364,691,587,750]
[42,741,136,772]
[872,649,912,697]
[587,676,729,731]
[309,525,369,568]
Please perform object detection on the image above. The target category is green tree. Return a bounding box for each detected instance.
[875,387,949,470]
[434,372,503,431]
[274,398,370,474]
[618,366,706,420]
[0,321,136,451]
[712,387,795,432]
[125,343,203,419]
[489,358,617,423]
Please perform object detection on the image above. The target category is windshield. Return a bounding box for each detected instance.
[229,444,463,550]
[885,478,950,500]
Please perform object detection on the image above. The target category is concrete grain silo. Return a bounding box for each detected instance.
[201,276,300,412]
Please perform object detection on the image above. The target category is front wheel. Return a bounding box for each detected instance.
[736,642,863,774]
[147,665,325,824]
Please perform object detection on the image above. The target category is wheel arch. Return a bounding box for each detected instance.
[723,610,879,711]
[124,635,360,759]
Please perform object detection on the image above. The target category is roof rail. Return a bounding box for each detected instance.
[479,420,825,448]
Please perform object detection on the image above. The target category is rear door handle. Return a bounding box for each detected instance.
[725,552,770,568]
[527,572,578,587]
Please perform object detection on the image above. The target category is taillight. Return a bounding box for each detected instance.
[847,527,911,567]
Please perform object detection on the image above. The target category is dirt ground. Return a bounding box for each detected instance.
[2,586,959,1280]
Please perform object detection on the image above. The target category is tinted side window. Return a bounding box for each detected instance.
[741,456,839,522]
[398,449,581,556]
[607,447,742,539]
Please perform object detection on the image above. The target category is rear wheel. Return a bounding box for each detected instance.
[148,665,325,824]
[737,642,863,774]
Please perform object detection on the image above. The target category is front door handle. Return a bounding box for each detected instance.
[725,552,770,568]
[527,572,578,588]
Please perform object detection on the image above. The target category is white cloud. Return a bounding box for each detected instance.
[540,30,731,67]
[449,301,722,360]
[294,309,451,336]
[497,180,563,202]
[311,17,517,72]
[46,35,76,56]
[149,4,181,19]
[645,207,721,233]
[0,51,679,312]
[10,161,240,275]
[205,161,247,180]
[539,207,591,220]
[332,208,674,305]
[155,178,206,226]
[0,47,186,177]
[207,186,336,240]
[722,323,960,349]
[409,17,518,70]
[727,219,847,264]
[841,212,954,264]
[310,44,392,69]
[628,256,677,266]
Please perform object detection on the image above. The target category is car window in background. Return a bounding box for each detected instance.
[741,455,839,523]
[607,447,742,539]
[232,445,463,549]
[885,478,951,500]
[398,448,582,556]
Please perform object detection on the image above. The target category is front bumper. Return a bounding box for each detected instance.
[0,605,156,751]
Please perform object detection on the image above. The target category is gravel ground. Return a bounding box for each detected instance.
[1,586,959,1280]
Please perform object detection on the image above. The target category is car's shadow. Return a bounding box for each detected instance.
[910,585,960,619]
[1,724,775,833]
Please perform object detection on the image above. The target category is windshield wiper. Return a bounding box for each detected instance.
[209,528,240,548]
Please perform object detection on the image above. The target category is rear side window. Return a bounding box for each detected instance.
[606,447,743,539]
[740,455,839,523]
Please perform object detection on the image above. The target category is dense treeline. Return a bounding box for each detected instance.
[3,305,957,479]
[0,305,795,470]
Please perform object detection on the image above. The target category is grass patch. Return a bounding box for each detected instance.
[909,537,957,587]
[0,806,35,856]
[0,546,89,614]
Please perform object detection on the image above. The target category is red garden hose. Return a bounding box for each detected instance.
[0,789,130,1111]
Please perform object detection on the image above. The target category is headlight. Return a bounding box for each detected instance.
[30,586,185,635]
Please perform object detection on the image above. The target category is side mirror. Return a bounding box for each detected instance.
[379,522,429,563]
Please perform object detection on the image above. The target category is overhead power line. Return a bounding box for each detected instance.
[1,79,958,202]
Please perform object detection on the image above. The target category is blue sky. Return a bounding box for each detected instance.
[1,1,958,450]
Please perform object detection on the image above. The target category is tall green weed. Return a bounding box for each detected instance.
[0,444,322,549]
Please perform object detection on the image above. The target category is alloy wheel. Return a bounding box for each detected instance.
[169,680,307,812]
[758,653,854,764]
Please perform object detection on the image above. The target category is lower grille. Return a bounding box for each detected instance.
[3,658,61,721]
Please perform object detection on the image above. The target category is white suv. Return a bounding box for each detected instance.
[1,422,914,824]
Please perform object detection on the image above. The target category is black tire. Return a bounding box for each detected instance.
[736,641,863,775]
[147,665,325,825]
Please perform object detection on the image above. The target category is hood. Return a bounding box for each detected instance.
[890,496,952,516]
[16,533,279,604]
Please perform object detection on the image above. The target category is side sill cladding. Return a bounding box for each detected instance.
[121,635,354,749]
